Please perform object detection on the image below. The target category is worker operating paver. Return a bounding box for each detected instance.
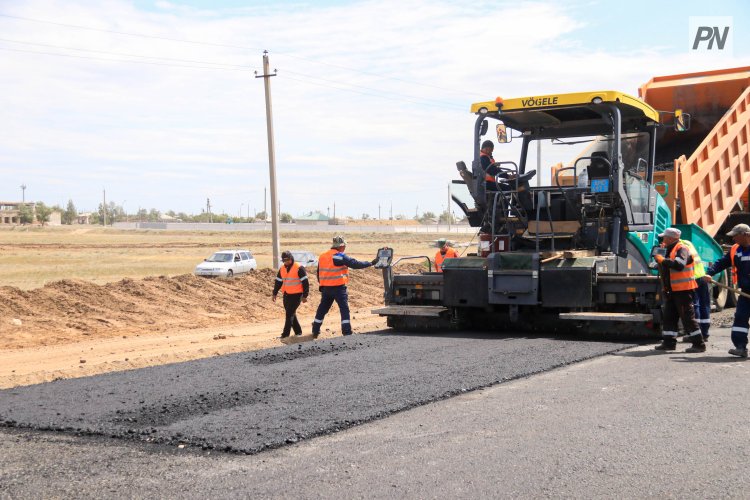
[312,236,378,338]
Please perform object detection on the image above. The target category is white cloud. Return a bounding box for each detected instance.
[0,0,745,217]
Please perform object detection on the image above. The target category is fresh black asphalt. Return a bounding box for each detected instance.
[0,330,634,454]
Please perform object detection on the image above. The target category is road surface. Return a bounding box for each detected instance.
[1,328,748,498]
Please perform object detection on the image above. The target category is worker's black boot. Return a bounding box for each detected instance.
[685,340,707,353]
[654,337,677,351]
[681,333,702,343]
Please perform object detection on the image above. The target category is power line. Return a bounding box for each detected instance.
[279,74,465,110]
[0,43,467,110]
[0,45,254,71]
[0,37,257,70]
[0,36,466,107]
[0,13,264,51]
[0,37,465,108]
[0,43,467,109]
[0,13,483,97]
[275,52,483,98]
[281,68,465,110]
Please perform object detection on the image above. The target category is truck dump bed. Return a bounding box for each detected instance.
[639,67,750,236]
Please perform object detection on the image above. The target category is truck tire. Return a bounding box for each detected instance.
[713,271,736,310]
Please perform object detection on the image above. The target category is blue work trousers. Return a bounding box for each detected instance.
[731,294,750,350]
[313,285,352,335]
[693,278,711,338]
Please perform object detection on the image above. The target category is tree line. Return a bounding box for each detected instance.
[18,200,462,226]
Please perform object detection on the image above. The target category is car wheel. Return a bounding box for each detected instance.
[226,269,234,278]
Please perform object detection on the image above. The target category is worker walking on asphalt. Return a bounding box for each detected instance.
[434,238,458,273]
[653,227,705,352]
[702,223,750,358]
[272,250,309,338]
[679,238,711,344]
[312,236,378,338]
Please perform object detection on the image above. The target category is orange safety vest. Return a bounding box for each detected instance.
[668,242,698,292]
[435,248,458,273]
[280,262,304,294]
[730,243,739,285]
[481,152,495,182]
[318,249,349,286]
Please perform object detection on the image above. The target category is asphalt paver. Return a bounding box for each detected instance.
[0,330,633,454]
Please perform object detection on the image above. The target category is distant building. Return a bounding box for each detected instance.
[0,201,36,225]
[48,211,62,226]
[77,212,92,224]
[296,211,331,226]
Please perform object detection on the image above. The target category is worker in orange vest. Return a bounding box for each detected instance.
[702,223,750,358]
[653,227,704,352]
[434,238,458,272]
[480,140,516,191]
[312,236,378,338]
[272,250,309,338]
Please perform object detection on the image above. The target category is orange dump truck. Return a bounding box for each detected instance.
[640,66,750,238]
[640,66,750,307]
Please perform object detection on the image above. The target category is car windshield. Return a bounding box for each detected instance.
[206,253,233,262]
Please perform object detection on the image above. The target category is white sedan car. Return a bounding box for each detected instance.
[290,250,318,268]
[194,249,257,278]
[278,250,318,268]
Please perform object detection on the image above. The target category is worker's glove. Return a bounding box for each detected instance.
[371,257,379,266]
[654,254,665,264]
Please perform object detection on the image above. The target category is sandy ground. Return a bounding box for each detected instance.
[0,267,393,388]
[1,251,734,390]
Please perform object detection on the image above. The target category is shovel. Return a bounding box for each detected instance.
[710,278,750,300]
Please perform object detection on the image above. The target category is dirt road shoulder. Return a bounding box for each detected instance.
[0,309,386,389]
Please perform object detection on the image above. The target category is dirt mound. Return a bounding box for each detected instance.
[0,267,394,350]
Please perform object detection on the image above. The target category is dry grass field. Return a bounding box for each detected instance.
[0,226,473,289]
[0,225,475,387]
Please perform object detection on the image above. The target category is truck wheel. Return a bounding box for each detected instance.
[713,272,735,310]
[714,277,727,311]
[726,279,738,308]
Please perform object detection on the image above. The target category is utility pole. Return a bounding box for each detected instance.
[537,140,542,187]
[102,188,107,226]
[333,202,336,223]
[390,202,393,220]
[256,51,281,270]
[378,204,381,220]
[447,183,452,231]
[20,184,26,204]
[207,198,212,223]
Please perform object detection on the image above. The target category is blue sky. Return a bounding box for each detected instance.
[0,0,747,218]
